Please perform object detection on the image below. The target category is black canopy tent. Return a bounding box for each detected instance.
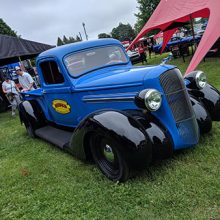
[0,34,54,112]
[0,34,54,66]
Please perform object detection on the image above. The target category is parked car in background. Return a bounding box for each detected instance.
[18,39,220,182]
[127,50,142,64]
[196,30,205,37]
[121,41,142,64]
[153,36,201,53]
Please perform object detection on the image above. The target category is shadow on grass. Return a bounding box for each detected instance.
[131,130,215,183]
[18,120,217,184]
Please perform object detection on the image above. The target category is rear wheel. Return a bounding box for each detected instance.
[22,116,36,138]
[90,133,130,182]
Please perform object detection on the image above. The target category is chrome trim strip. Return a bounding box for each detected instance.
[83,96,135,103]
[75,82,143,92]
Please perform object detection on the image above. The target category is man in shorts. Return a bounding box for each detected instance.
[15,66,35,92]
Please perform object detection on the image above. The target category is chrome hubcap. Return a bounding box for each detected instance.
[103,144,114,162]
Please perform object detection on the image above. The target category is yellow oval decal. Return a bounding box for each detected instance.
[52,100,71,114]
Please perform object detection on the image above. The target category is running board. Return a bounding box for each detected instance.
[35,126,72,149]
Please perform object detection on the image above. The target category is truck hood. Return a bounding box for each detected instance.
[73,65,174,91]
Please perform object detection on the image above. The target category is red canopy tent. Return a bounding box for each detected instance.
[153,32,163,40]
[128,0,220,75]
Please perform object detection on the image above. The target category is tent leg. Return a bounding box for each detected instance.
[190,14,197,55]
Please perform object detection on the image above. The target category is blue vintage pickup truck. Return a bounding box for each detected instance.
[18,39,220,182]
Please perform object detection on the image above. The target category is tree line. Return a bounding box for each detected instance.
[98,0,160,42]
[57,35,82,46]
[56,0,160,45]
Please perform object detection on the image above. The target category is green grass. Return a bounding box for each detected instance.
[0,56,220,219]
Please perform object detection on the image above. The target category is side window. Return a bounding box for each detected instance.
[40,60,64,85]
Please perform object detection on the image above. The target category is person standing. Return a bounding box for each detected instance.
[15,66,35,92]
[138,44,147,64]
[148,41,153,59]
[2,77,21,116]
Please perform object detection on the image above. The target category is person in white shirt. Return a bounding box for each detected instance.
[2,77,21,116]
[15,66,35,92]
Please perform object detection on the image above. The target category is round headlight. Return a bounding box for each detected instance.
[195,71,207,89]
[144,89,162,111]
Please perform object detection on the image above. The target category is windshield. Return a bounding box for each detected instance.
[64,45,128,77]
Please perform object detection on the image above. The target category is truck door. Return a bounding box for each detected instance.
[38,58,78,127]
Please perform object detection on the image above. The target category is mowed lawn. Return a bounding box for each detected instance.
[0,54,220,219]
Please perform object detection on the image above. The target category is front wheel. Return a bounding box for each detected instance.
[90,133,130,182]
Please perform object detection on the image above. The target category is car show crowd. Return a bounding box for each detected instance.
[1,66,36,116]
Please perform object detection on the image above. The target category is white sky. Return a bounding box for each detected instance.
[0,0,138,45]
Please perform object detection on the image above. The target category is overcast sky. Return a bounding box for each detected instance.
[1,0,138,45]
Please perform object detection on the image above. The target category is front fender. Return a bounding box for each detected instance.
[126,110,173,159]
[190,96,212,134]
[70,110,152,170]
[186,82,220,121]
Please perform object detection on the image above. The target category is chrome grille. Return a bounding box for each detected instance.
[160,70,184,94]
[160,69,194,123]
[160,69,199,143]
[166,89,194,122]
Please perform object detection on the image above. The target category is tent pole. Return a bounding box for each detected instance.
[190,14,197,54]
[18,56,24,71]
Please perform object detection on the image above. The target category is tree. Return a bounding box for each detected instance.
[67,36,81,43]
[63,35,69,44]
[76,35,82,42]
[111,23,135,42]
[0,18,17,37]
[57,37,63,46]
[68,37,76,43]
[98,33,111,39]
[57,35,82,46]
[134,0,160,34]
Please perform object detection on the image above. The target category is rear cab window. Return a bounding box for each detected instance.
[40,60,64,85]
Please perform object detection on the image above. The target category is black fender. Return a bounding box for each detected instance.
[189,96,212,134]
[70,110,174,168]
[18,100,46,131]
[185,75,220,121]
[126,110,173,160]
[194,84,220,121]
[69,110,153,170]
